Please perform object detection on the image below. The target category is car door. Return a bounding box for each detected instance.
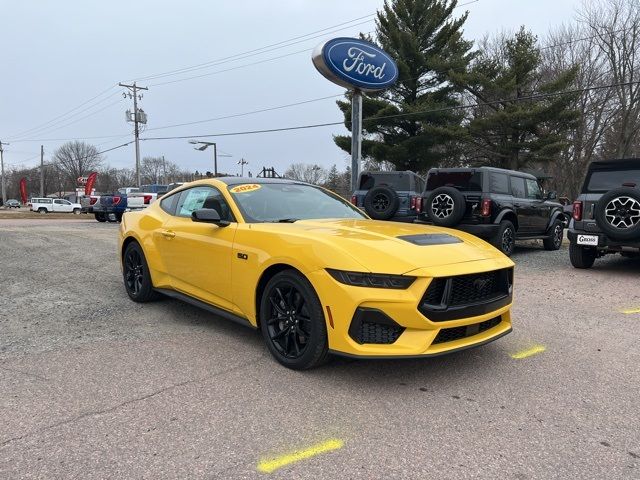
[524,178,549,233]
[157,186,237,310]
[52,199,69,212]
[509,175,534,233]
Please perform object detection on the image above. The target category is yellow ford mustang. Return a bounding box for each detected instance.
[119,178,514,369]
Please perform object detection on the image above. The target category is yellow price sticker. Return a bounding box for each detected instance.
[230,184,261,194]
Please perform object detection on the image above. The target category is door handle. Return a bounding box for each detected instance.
[161,230,176,239]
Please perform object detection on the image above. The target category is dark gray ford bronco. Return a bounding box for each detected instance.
[568,158,640,268]
[350,171,425,222]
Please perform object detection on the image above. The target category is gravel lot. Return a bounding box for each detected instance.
[1,219,639,479]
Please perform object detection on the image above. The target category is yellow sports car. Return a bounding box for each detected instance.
[119,178,514,369]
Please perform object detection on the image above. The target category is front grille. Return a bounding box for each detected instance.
[419,268,513,322]
[432,316,502,344]
[353,321,404,344]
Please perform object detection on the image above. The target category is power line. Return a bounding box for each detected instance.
[139,80,640,141]
[132,14,378,82]
[8,133,133,144]
[146,94,344,132]
[7,84,118,140]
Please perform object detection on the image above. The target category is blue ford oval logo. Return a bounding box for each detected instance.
[312,37,399,92]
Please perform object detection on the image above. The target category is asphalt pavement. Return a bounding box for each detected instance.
[0,219,638,479]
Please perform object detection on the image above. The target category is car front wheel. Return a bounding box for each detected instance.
[569,241,597,269]
[259,270,329,370]
[122,242,160,302]
[543,220,564,250]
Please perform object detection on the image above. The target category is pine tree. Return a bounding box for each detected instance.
[459,27,579,170]
[325,164,341,192]
[334,0,475,172]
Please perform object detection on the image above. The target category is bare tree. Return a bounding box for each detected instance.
[283,163,328,185]
[141,156,165,184]
[579,0,640,158]
[542,23,617,198]
[52,141,103,190]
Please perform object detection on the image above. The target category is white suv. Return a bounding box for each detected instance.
[30,198,82,214]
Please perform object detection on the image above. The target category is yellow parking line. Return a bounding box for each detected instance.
[510,344,546,360]
[257,438,344,474]
[620,307,640,314]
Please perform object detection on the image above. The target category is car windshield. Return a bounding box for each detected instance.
[585,169,640,192]
[228,182,366,223]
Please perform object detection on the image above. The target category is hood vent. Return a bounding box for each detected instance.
[397,234,462,246]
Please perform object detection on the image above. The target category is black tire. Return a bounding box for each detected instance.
[259,270,329,370]
[425,187,466,227]
[73,208,81,215]
[543,219,564,250]
[492,220,516,256]
[569,241,597,269]
[594,187,640,241]
[38,208,47,214]
[95,213,107,222]
[107,213,119,223]
[122,242,161,302]
[363,186,400,220]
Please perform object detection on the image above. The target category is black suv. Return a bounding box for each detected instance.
[351,171,425,222]
[568,158,640,268]
[417,167,565,256]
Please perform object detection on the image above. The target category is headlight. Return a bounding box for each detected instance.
[326,269,416,289]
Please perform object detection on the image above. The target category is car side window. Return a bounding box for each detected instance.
[160,193,179,215]
[54,199,63,204]
[525,179,542,200]
[510,176,526,198]
[489,172,510,194]
[175,186,234,221]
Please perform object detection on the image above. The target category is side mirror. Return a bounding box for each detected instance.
[191,208,230,227]
[546,191,557,200]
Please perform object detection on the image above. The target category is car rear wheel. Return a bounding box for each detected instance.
[259,270,329,370]
[594,187,640,241]
[95,213,107,222]
[123,242,160,302]
[543,220,564,250]
[492,220,515,256]
[73,208,81,215]
[569,241,597,269]
[38,208,47,214]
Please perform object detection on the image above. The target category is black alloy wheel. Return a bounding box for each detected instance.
[493,220,515,256]
[363,186,400,220]
[372,193,390,212]
[543,220,564,251]
[122,242,160,302]
[260,270,328,370]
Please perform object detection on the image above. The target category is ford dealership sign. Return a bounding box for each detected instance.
[312,37,399,92]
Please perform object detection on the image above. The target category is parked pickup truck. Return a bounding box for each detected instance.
[30,198,82,214]
[92,187,165,222]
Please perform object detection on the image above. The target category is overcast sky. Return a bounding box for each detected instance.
[1,0,584,177]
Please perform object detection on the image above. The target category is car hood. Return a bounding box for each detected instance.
[255,218,511,275]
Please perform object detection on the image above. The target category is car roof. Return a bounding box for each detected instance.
[588,158,640,170]
[428,166,537,180]
[209,176,309,186]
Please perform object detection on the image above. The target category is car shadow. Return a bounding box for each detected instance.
[155,294,511,387]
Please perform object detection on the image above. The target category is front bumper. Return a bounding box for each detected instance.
[309,257,514,358]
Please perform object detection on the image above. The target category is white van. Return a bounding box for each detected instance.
[30,198,82,214]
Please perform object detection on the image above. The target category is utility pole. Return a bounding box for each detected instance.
[119,82,148,187]
[0,141,8,206]
[238,158,248,176]
[40,145,44,197]
[162,155,166,184]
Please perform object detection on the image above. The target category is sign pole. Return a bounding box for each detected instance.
[350,89,362,193]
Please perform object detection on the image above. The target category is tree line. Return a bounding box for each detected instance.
[332,0,640,199]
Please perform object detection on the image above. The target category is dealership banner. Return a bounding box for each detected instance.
[85,172,98,195]
[19,177,27,204]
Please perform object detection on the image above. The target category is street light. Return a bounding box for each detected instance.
[188,140,232,177]
[237,158,248,176]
